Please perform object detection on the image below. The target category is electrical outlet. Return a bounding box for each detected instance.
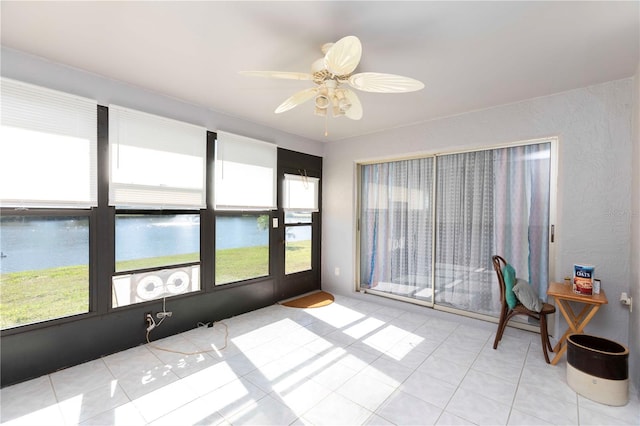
[145,312,155,331]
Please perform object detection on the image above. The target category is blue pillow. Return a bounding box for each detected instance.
[502,264,518,309]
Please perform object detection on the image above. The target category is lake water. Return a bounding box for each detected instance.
[0,215,310,273]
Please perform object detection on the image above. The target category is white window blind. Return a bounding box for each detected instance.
[0,78,98,208]
[283,173,319,212]
[214,131,277,210]
[109,105,206,209]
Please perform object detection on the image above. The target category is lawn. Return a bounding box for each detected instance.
[1,241,312,329]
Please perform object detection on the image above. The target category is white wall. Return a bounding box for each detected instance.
[322,78,634,348]
[0,47,324,157]
[630,63,640,392]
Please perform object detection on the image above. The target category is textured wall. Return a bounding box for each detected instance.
[322,79,634,350]
[630,65,640,393]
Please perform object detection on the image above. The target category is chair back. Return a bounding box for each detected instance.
[492,255,508,305]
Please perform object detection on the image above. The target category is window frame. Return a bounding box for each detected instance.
[212,209,273,286]
[0,92,320,338]
[0,208,97,333]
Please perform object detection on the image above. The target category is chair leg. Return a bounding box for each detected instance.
[539,315,551,364]
[493,307,508,349]
[542,315,554,352]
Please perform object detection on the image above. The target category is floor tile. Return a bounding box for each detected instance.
[57,380,130,424]
[0,404,66,426]
[513,382,578,425]
[363,413,395,425]
[446,387,511,425]
[302,392,373,425]
[400,369,457,409]
[375,389,442,425]
[416,355,469,386]
[130,379,198,423]
[577,393,640,424]
[360,356,414,387]
[180,360,241,397]
[116,364,179,400]
[436,410,477,425]
[102,345,165,378]
[270,378,332,416]
[337,371,398,412]
[80,402,146,426]
[0,375,58,423]
[507,408,553,425]
[309,359,359,390]
[50,359,115,401]
[3,294,640,426]
[458,368,518,406]
[225,393,298,426]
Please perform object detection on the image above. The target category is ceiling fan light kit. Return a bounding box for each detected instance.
[241,35,424,125]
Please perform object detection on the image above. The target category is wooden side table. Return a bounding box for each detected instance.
[546,282,608,365]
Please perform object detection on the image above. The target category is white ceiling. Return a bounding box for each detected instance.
[1,1,638,143]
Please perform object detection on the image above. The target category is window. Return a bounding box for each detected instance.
[282,174,319,212]
[215,214,270,284]
[213,132,276,285]
[0,78,97,207]
[108,106,206,307]
[214,131,277,210]
[285,223,312,274]
[115,214,200,272]
[109,105,206,209]
[0,78,97,329]
[282,173,318,275]
[0,215,90,329]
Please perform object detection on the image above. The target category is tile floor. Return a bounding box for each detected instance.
[1,293,638,425]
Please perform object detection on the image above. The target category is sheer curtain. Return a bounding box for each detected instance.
[435,151,497,315]
[359,141,552,317]
[494,142,551,299]
[360,158,434,301]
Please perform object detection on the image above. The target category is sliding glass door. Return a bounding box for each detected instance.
[359,140,553,319]
[435,149,496,315]
[359,157,434,303]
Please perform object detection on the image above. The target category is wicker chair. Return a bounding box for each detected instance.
[492,255,556,363]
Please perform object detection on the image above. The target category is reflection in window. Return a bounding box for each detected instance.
[285,225,312,274]
[215,214,269,285]
[115,214,200,272]
[0,216,89,329]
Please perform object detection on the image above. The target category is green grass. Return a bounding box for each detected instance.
[215,245,270,284]
[1,241,313,329]
[286,240,312,274]
[116,253,200,272]
[0,265,89,329]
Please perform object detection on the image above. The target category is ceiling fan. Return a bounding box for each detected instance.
[240,35,424,121]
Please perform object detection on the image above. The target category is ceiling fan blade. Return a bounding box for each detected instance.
[274,88,318,114]
[239,71,314,81]
[324,35,362,76]
[343,89,363,120]
[348,72,424,93]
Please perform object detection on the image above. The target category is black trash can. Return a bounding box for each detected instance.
[566,334,629,406]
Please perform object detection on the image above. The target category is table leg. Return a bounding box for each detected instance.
[552,298,577,351]
[549,298,601,366]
